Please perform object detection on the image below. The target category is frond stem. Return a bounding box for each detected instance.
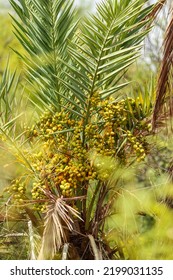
[50,0,61,112]
[82,17,116,145]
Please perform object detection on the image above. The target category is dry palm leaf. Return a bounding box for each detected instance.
[145,0,167,21]
[38,198,82,260]
[152,5,173,130]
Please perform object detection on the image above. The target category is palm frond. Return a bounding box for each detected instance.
[145,0,167,22]
[58,0,158,137]
[152,7,173,130]
[10,0,159,120]
[38,198,82,260]
[0,66,26,154]
[10,0,77,112]
[0,59,38,150]
[0,59,19,127]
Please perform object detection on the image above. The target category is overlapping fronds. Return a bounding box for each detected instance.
[38,198,82,260]
[0,58,37,138]
[10,0,158,120]
[10,0,77,111]
[0,60,20,130]
[0,61,37,174]
[58,0,159,124]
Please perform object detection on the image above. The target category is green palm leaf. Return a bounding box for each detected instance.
[0,60,23,134]
[58,0,155,134]
[10,0,156,121]
[10,0,77,112]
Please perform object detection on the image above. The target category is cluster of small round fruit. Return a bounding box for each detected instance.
[5,179,26,204]
[30,144,97,198]
[88,95,150,162]
[6,95,151,211]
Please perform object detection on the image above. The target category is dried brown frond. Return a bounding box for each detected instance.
[152,6,173,130]
[38,198,82,260]
[145,0,167,22]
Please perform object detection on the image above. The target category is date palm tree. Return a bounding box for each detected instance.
[0,0,167,259]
